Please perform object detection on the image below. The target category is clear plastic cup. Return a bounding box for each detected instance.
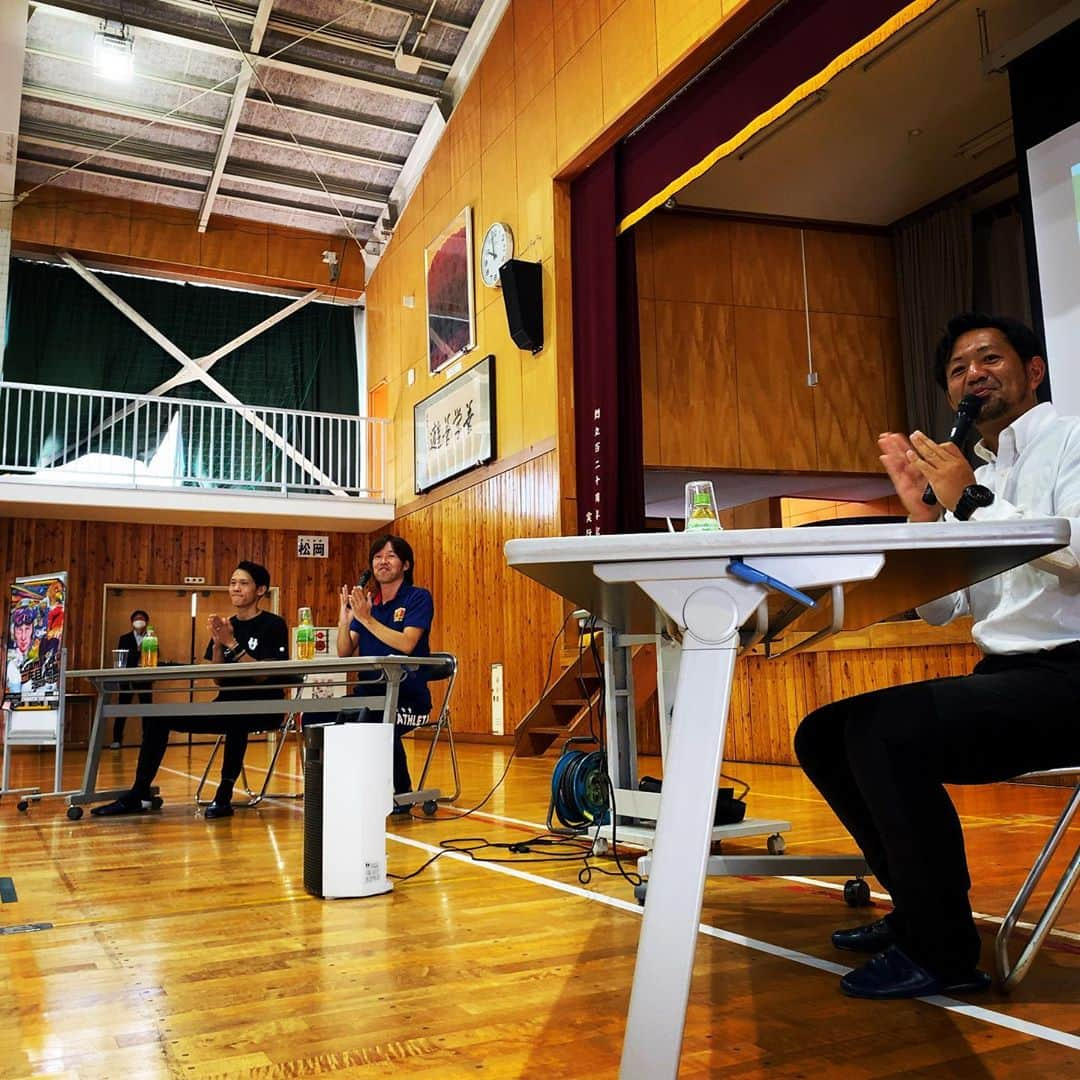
[112,648,127,668]
[684,480,722,532]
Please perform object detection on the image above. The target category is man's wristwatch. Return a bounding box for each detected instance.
[952,483,995,521]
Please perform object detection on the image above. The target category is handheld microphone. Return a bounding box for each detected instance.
[346,569,373,610]
[921,394,983,505]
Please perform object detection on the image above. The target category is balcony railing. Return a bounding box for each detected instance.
[0,382,388,500]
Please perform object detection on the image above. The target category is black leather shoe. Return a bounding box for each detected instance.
[204,799,234,819]
[840,945,991,999]
[90,793,151,817]
[831,916,897,953]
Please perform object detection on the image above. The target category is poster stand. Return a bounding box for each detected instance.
[1,649,75,807]
[1,571,76,807]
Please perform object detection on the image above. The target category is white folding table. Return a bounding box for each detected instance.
[63,655,443,818]
[505,519,1070,1080]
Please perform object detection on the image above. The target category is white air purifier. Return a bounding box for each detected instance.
[303,722,393,899]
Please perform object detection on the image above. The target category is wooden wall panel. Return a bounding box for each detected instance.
[653,300,740,467]
[129,204,201,267]
[651,215,732,305]
[553,0,600,71]
[730,220,803,310]
[600,0,659,124]
[394,450,563,737]
[0,517,370,677]
[733,306,817,471]
[554,30,603,166]
[811,313,891,472]
[514,0,556,111]
[13,187,365,298]
[640,640,984,765]
[52,192,131,257]
[803,229,885,317]
[200,216,268,277]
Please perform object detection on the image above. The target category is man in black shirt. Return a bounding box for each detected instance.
[92,561,289,820]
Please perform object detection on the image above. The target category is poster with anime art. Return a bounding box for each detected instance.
[4,572,67,710]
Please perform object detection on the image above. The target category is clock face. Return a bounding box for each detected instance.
[480,222,514,287]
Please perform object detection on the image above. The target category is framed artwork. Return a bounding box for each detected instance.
[414,354,495,493]
[425,206,476,374]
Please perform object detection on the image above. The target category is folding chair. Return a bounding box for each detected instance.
[394,652,461,815]
[194,706,304,809]
[994,767,1080,990]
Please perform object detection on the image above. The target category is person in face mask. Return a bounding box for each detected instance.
[112,609,152,749]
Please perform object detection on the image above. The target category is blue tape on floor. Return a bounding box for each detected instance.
[0,878,16,903]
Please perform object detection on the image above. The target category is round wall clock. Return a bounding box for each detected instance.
[480,221,514,287]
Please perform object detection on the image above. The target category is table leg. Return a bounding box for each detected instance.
[619,635,738,1080]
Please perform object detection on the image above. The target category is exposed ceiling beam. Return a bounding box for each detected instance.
[15,249,362,304]
[24,47,425,136]
[18,151,380,229]
[24,83,409,170]
[23,80,223,134]
[35,0,442,104]
[155,0,471,39]
[20,118,394,207]
[197,0,275,232]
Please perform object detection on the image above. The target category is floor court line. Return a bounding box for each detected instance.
[159,763,1080,946]
[152,762,1080,1050]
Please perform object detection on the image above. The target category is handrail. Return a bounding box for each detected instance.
[0,380,389,499]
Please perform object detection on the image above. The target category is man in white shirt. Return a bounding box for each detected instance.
[795,312,1080,999]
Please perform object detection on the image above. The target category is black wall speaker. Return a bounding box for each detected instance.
[499,259,544,353]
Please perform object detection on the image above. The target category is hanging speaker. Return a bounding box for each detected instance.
[499,259,544,353]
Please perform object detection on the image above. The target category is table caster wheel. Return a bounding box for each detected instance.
[634,882,647,906]
[67,805,83,821]
[844,878,871,907]
[150,797,164,811]
[767,833,786,855]
[422,800,437,816]
[592,837,609,857]
[17,800,29,812]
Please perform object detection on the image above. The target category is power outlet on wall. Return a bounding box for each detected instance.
[491,662,504,735]
[183,576,206,584]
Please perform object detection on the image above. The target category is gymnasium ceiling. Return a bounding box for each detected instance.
[16,0,500,264]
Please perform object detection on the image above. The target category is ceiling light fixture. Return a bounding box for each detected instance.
[93,21,135,83]
[956,118,1013,160]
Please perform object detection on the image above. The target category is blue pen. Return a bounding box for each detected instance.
[727,558,816,608]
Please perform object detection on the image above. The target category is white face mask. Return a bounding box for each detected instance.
[132,620,147,631]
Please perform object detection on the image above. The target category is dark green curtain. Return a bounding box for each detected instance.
[2,261,359,487]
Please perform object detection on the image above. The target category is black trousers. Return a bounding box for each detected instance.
[132,713,284,798]
[794,645,1080,976]
[114,690,150,744]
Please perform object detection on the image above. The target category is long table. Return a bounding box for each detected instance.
[65,655,444,818]
[504,519,1071,1080]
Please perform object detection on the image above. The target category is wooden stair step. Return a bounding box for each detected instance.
[551,698,591,708]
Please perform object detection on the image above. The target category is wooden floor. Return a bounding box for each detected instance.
[1,737,1077,1078]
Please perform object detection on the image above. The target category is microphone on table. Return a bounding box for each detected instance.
[921,393,984,506]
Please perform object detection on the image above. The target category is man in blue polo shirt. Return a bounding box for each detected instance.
[337,534,434,797]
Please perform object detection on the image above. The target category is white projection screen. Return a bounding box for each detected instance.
[1028,116,1080,414]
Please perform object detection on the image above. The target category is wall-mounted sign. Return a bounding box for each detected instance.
[414,354,495,493]
[297,535,328,558]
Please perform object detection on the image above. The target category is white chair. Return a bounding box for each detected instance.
[994,767,1080,990]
